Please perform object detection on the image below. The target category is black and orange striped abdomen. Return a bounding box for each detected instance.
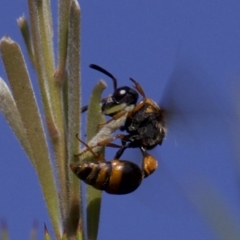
[70,160,143,195]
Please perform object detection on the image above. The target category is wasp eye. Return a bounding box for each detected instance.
[119,89,127,95]
[113,87,129,102]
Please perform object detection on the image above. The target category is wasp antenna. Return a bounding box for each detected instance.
[90,64,118,91]
[129,78,146,98]
[81,105,88,113]
[76,135,99,158]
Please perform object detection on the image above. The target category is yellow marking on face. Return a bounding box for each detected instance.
[103,103,127,115]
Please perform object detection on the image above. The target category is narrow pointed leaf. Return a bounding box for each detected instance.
[44,224,52,240]
[58,0,72,72]
[0,78,32,160]
[17,16,35,66]
[0,37,61,238]
[86,80,106,240]
[28,0,68,224]
[186,180,240,240]
[65,0,82,237]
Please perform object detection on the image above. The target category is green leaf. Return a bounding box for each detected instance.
[0,77,31,160]
[0,37,61,239]
[28,0,68,225]
[17,16,35,66]
[58,0,72,71]
[86,80,107,240]
[64,0,82,237]
[185,179,240,240]
[44,224,52,240]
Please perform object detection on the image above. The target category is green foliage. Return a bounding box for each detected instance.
[0,1,103,239]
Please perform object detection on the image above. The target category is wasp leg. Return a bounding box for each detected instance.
[105,143,122,148]
[88,134,127,150]
[75,133,126,157]
[130,99,145,115]
[98,109,128,127]
[81,105,88,113]
[140,147,158,178]
[114,145,128,159]
[74,134,104,160]
[112,134,134,159]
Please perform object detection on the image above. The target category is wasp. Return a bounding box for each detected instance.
[80,64,166,166]
[83,65,166,159]
[78,64,139,157]
[70,136,158,194]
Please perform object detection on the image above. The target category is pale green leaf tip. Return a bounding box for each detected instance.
[87,79,107,137]
[0,78,32,157]
[44,224,51,240]
[0,37,14,47]
[17,15,26,26]
[85,80,107,240]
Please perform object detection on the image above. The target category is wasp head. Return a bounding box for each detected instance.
[102,86,139,116]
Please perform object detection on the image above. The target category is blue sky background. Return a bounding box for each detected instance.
[1,1,240,239]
